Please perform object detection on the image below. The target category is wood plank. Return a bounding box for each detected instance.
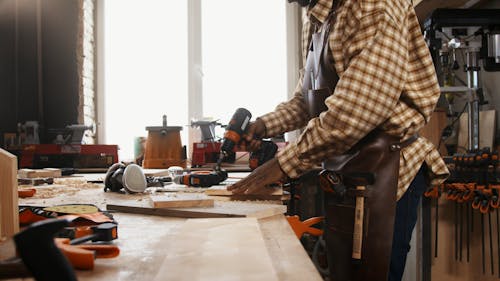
[204,184,283,196]
[150,193,214,208]
[208,193,291,202]
[457,110,496,152]
[153,218,279,281]
[0,149,19,238]
[106,200,287,219]
[259,215,323,281]
[18,168,62,178]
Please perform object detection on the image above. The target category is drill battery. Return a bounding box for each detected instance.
[249,140,278,170]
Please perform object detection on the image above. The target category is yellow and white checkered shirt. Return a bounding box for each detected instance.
[259,0,449,200]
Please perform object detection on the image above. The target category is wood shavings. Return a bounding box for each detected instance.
[24,179,103,199]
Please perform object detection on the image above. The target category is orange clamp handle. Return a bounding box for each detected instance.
[55,238,95,270]
[490,199,500,209]
[18,188,36,198]
[472,200,481,210]
[286,215,324,239]
[55,238,120,270]
[424,187,439,198]
[480,203,490,214]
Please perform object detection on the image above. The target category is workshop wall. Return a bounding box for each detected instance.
[0,0,80,145]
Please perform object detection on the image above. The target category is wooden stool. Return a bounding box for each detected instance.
[143,115,185,169]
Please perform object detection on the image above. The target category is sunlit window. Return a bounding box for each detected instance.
[201,0,287,133]
[103,0,287,161]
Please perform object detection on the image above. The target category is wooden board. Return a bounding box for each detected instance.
[18,168,62,178]
[106,200,287,219]
[154,218,279,281]
[204,184,283,196]
[458,110,496,152]
[0,149,19,238]
[150,193,214,208]
[208,194,291,202]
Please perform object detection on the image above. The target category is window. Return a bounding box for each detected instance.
[201,0,287,130]
[100,0,293,161]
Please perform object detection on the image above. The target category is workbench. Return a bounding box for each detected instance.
[14,174,323,281]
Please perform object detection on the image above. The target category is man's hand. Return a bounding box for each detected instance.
[227,158,286,194]
[244,118,267,151]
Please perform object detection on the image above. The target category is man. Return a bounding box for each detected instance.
[228,0,449,280]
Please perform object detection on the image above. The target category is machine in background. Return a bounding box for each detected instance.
[19,124,118,170]
[424,8,500,152]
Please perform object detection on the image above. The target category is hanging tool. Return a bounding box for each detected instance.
[66,222,118,245]
[318,170,374,262]
[424,185,441,258]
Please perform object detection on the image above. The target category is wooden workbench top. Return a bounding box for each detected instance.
[15,175,322,281]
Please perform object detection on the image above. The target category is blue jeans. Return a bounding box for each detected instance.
[388,165,427,281]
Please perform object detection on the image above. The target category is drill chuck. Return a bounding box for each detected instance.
[221,108,252,153]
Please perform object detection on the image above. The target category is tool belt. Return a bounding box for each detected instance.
[320,130,418,281]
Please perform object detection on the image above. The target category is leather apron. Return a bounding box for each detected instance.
[302,10,416,281]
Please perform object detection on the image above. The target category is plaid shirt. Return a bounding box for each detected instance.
[259,0,449,200]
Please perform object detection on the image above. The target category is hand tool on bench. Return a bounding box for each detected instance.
[18,177,54,186]
[18,188,36,198]
[13,218,77,281]
[173,170,228,188]
[55,238,120,270]
[68,222,118,245]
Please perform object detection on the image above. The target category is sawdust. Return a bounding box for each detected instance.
[24,178,103,199]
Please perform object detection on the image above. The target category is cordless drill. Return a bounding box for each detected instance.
[215,108,278,171]
[216,108,253,171]
[173,170,228,187]
[249,140,278,170]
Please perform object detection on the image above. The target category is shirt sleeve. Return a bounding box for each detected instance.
[278,9,409,178]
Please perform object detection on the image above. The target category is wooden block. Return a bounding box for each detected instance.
[458,110,496,151]
[150,194,214,208]
[107,200,287,219]
[0,149,19,238]
[154,218,279,281]
[18,168,62,179]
